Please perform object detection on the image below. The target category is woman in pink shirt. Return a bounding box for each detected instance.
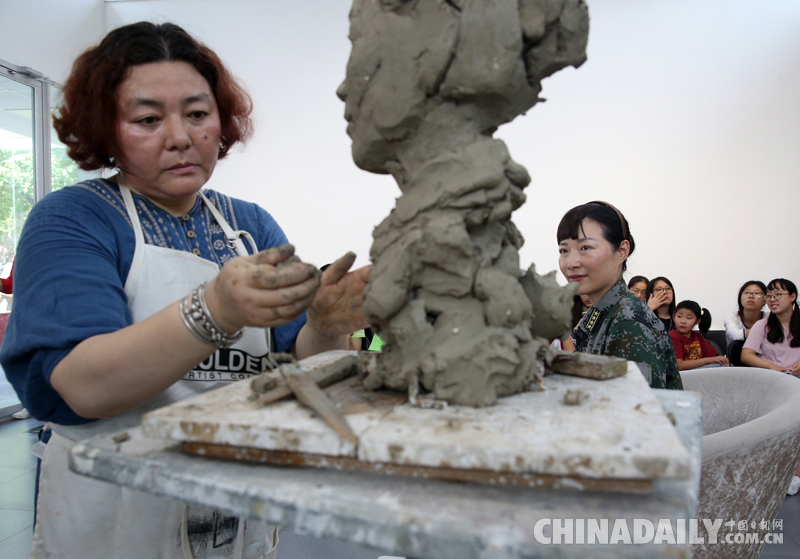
[742,278,800,375]
[742,278,800,497]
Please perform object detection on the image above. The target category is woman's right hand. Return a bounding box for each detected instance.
[204,244,321,334]
[647,290,668,311]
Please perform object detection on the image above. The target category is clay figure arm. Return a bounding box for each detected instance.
[740,348,787,372]
[294,252,370,359]
[51,245,320,419]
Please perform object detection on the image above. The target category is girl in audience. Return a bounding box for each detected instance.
[724,280,767,346]
[627,275,648,301]
[646,276,676,332]
[741,278,800,374]
[557,201,681,389]
[670,300,730,369]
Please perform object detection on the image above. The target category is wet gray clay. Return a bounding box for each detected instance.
[339,0,589,406]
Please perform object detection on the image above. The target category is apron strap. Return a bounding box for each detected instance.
[180,505,193,559]
[199,191,271,351]
[262,526,279,559]
[199,191,258,256]
[233,517,245,559]
[119,184,146,299]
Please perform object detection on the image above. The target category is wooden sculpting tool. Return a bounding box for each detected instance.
[251,353,361,405]
[279,362,359,445]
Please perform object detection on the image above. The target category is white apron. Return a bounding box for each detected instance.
[32,186,278,559]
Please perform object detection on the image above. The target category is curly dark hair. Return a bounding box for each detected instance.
[53,22,253,171]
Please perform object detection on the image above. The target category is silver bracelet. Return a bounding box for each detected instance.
[180,283,244,348]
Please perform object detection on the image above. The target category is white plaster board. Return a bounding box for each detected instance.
[142,353,690,481]
[359,362,690,479]
[71,389,703,559]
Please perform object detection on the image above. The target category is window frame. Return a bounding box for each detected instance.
[0,57,63,200]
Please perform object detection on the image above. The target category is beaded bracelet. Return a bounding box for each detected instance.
[179,282,244,348]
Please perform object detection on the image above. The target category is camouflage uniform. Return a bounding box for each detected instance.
[572,280,683,390]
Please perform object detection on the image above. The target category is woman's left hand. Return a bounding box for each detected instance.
[307,252,370,338]
[791,363,800,377]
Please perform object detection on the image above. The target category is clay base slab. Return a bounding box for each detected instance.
[142,350,691,485]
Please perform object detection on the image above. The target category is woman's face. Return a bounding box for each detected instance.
[766,286,797,316]
[652,280,673,307]
[114,61,221,214]
[740,283,765,311]
[629,281,647,301]
[558,218,628,304]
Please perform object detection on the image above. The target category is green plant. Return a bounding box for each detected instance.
[0,146,77,269]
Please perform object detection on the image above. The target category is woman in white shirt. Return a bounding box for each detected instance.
[724,280,767,347]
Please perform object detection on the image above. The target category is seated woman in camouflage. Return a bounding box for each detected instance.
[557,202,682,390]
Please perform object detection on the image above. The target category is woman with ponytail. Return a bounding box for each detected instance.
[670,300,729,370]
[741,278,800,374]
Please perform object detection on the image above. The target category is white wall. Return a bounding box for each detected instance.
[2,0,799,328]
[0,0,104,83]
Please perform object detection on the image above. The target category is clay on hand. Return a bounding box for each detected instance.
[307,252,371,339]
[204,244,320,334]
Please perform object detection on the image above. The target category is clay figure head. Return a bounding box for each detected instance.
[338,0,590,175]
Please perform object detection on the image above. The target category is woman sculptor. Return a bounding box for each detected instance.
[0,22,368,559]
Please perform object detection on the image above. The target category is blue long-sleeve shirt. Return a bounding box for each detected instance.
[0,179,306,424]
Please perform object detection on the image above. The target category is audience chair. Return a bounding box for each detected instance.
[704,330,728,356]
[682,368,800,559]
[727,340,745,367]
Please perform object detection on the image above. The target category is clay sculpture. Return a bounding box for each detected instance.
[338,0,590,406]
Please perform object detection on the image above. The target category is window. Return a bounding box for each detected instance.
[0,59,79,284]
